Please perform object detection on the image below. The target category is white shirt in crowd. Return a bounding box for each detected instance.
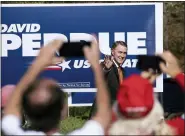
[2,115,104,135]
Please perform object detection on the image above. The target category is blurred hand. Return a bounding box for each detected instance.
[34,39,64,68]
[141,68,159,84]
[158,51,182,78]
[83,38,100,69]
[104,55,114,70]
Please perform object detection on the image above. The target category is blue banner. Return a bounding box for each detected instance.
[1,3,163,106]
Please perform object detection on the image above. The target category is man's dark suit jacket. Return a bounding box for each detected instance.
[89,61,125,118]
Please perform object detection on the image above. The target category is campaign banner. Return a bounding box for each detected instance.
[1,3,163,106]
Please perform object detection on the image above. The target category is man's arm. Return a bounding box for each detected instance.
[2,65,44,135]
[83,40,111,131]
[159,51,184,90]
[3,39,63,119]
[92,64,111,129]
[3,62,43,118]
[2,40,64,135]
[67,62,110,135]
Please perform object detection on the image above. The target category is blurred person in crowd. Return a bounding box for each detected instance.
[89,41,127,118]
[1,85,16,136]
[2,38,111,135]
[163,78,184,120]
[158,51,184,135]
[108,70,175,135]
[1,85,29,134]
[108,51,184,135]
[1,85,16,115]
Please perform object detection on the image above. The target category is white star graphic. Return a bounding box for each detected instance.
[57,60,71,72]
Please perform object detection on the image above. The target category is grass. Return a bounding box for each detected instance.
[59,117,86,134]
[60,106,91,134]
[20,107,91,134]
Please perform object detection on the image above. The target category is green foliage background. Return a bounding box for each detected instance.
[1,1,184,134]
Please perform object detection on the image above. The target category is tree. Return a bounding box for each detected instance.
[164,2,184,70]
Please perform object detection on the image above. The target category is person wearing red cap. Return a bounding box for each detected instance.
[158,51,184,135]
[108,70,175,135]
[108,51,184,135]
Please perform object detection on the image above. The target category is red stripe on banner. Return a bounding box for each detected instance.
[45,67,62,70]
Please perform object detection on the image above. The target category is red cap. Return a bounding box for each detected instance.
[1,85,16,108]
[117,74,154,118]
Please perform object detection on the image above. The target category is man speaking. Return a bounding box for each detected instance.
[89,41,127,118]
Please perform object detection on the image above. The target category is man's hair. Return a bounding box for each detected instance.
[111,41,127,49]
[22,78,65,132]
